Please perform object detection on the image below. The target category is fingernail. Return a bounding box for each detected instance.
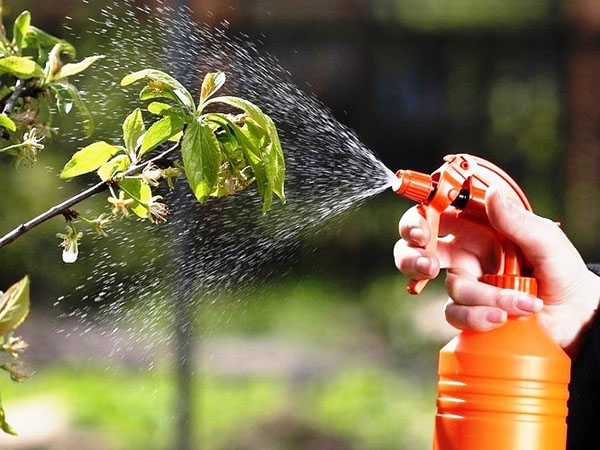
[487,310,507,324]
[516,296,544,313]
[409,228,424,245]
[415,257,432,275]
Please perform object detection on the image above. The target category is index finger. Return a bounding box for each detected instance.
[399,206,430,247]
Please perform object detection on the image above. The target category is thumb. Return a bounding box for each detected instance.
[485,186,564,263]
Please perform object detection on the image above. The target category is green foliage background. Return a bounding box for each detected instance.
[0,0,594,449]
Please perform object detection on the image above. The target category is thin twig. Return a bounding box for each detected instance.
[0,142,180,249]
[2,79,26,115]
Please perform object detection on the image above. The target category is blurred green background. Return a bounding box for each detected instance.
[0,0,599,449]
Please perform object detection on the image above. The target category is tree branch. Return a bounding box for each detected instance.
[0,143,180,249]
[2,79,26,115]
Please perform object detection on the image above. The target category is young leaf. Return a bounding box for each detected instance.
[97,154,131,182]
[206,114,268,193]
[139,84,181,105]
[169,131,183,143]
[206,96,265,127]
[43,44,62,80]
[52,55,104,81]
[119,178,151,219]
[207,97,286,204]
[0,276,30,336]
[263,115,286,201]
[0,56,43,78]
[121,69,195,112]
[206,113,276,212]
[23,26,76,59]
[51,82,94,136]
[199,71,226,106]
[0,114,16,132]
[51,84,74,114]
[12,11,31,49]
[140,115,184,156]
[147,102,173,115]
[60,141,120,179]
[0,402,16,436]
[122,108,145,155]
[182,119,221,203]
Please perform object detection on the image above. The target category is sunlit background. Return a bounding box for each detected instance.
[0,0,599,449]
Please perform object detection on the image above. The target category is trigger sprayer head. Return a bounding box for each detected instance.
[393,169,433,203]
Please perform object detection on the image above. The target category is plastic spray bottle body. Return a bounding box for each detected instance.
[394,155,571,450]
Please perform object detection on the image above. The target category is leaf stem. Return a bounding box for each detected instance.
[0,142,180,249]
[0,142,24,153]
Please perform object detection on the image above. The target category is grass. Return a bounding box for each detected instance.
[0,275,445,449]
[1,365,435,450]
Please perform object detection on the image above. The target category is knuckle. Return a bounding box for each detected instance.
[394,241,416,274]
[398,257,414,274]
[511,208,529,233]
[494,289,513,310]
[542,218,564,241]
[393,240,407,268]
[444,300,458,324]
[444,301,473,331]
[446,276,463,302]
[463,308,480,329]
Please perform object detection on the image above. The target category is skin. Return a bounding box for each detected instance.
[393,186,600,357]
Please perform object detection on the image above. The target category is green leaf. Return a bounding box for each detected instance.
[139,85,180,105]
[0,56,43,78]
[51,84,73,114]
[122,108,145,155]
[60,141,120,179]
[205,113,280,213]
[119,178,151,219]
[0,276,30,336]
[147,102,173,115]
[206,96,265,126]
[121,69,195,111]
[97,154,131,181]
[0,114,16,132]
[0,86,12,100]
[140,115,184,156]
[51,82,94,136]
[0,401,16,436]
[52,55,104,80]
[36,93,52,124]
[23,26,75,59]
[199,71,226,106]
[263,114,286,201]
[208,96,286,204]
[12,11,31,48]
[182,119,221,203]
[43,44,63,80]
[205,113,268,195]
[169,131,183,143]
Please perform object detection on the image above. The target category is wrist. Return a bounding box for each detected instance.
[563,269,600,357]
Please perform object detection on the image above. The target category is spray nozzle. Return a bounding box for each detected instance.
[393,169,434,203]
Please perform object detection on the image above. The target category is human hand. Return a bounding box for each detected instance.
[393,187,600,356]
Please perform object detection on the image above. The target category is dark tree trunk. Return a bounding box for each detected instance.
[566,0,600,257]
[171,1,196,449]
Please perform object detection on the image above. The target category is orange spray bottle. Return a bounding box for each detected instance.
[393,154,571,450]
